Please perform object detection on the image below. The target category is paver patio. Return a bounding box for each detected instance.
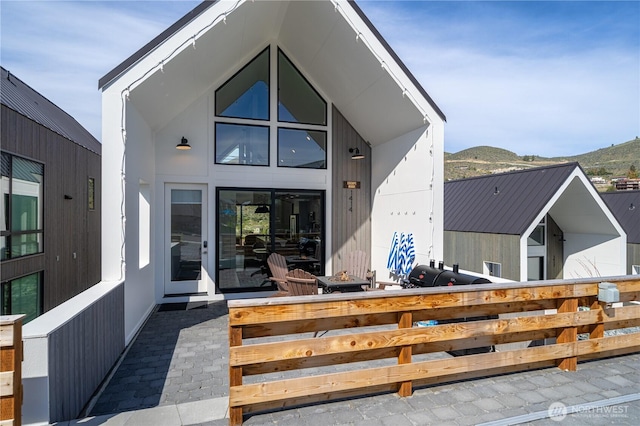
[77,301,640,426]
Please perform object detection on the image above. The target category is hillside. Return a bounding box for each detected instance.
[445,138,640,185]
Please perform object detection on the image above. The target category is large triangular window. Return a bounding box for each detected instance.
[278,49,326,126]
[215,47,270,120]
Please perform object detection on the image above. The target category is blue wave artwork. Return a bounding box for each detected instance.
[386,232,415,277]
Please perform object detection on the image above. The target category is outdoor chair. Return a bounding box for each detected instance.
[267,253,290,294]
[285,268,318,296]
[347,250,369,280]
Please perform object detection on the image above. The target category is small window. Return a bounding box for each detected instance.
[215,47,270,120]
[483,261,501,278]
[527,224,545,246]
[278,49,326,125]
[633,265,640,275]
[527,257,544,281]
[277,128,326,169]
[1,272,43,324]
[88,177,95,210]
[215,123,269,166]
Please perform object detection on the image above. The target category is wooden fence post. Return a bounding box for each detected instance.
[229,326,243,426]
[397,312,413,397]
[1,314,25,426]
[556,298,578,371]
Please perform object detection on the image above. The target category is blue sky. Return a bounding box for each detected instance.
[1,0,638,157]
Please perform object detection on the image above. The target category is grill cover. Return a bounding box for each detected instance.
[408,265,491,287]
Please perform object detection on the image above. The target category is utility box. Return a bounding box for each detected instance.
[598,282,620,303]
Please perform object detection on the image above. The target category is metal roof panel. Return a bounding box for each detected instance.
[601,190,640,244]
[444,163,579,235]
[1,67,101,154]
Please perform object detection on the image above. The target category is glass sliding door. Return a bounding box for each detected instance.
[217,188,324,292]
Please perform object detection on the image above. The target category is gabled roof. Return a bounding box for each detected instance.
[97,0,445,146]
[1,67,101,154]
[444,163,580,235]
[601,190,640,244]
[98,1,445,122]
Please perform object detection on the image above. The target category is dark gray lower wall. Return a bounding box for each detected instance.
[48,283,124,422]
[444,231,521,280]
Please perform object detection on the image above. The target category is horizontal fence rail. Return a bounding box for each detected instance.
[1,314,25,426]
[227,276,640,425]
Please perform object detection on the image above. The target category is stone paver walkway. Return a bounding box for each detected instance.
[78,301,640,426]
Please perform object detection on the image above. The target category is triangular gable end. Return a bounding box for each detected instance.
[99,0,445,145]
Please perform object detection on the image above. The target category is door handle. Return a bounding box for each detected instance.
[203,241,208,248]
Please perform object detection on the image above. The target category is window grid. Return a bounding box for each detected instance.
[213,45,327,169]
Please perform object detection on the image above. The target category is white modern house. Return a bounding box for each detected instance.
[99,0,445,346]
[444,163,627,281]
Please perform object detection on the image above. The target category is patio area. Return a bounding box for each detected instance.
[71,300,640,425]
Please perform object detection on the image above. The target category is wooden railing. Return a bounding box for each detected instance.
[228,276,640,425]
[1,314,25,426]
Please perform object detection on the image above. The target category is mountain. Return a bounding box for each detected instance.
[444,138,640,186]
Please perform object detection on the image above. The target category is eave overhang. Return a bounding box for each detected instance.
[98,0,445,146]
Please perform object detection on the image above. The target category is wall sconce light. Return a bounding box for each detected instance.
[176,137,191,150]
[349,147,364,160]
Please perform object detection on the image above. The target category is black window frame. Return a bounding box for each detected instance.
[215,46,271,122]
[214,122,271,166]
[0,271,44,324]
[277,48,327,126]
[1,152,44,261]
[215,187,326,293]
[276,127,327,169]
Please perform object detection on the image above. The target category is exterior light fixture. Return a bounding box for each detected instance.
[349,147,364,160]
[176,137,191,150]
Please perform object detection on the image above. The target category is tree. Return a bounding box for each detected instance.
[628,164,638,179]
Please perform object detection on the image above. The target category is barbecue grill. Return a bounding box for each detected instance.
[406,261,496,356]
[407,261,491,288]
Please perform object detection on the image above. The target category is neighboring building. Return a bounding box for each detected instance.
[615,179,640,191]
[601,190,640,275]
[1,66,102,323]
[444,163,626,281]
[99,0,446,345]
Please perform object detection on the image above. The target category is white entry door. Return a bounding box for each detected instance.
[165,184,208,295]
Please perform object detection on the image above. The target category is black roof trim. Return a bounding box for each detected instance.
[98,0,446,122]
[98,1,217,89]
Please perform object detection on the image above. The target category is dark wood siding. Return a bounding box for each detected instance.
[628,243,640,275]
[1,105,101,312]
[331,106,371,273]
[547,215,564,279]
[48,283,124,422]
[444,230,521,281]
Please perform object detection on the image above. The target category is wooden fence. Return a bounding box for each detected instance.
[1,315,25,426]
[228,276,640,425]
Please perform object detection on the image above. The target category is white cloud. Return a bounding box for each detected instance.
[360,0,640,156]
